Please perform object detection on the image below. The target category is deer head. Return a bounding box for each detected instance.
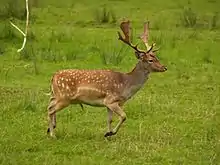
[118,20,167,72]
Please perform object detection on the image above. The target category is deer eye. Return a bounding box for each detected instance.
[148,60,154,63]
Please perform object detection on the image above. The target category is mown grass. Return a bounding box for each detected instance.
[0,0,220,164]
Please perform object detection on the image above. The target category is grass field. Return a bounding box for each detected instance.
[0,0,220,164]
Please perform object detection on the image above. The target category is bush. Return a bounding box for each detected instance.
[0,0,38,21]
[180,6,197,28]
[94,6,117,24]
[209,12,219,30]
[96,41,128,66]
[0,0,26,20]
[0,22,17,40]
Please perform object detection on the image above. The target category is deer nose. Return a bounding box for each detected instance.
[164,66,167,71]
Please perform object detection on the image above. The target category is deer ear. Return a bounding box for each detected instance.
[135,52,144,59]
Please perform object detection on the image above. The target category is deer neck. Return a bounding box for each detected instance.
[122,60,150,100]
[127,60,150,78]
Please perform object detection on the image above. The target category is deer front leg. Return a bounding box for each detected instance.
[106,108,113,132]
[104,103,126,137]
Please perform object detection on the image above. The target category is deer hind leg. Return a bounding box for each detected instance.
[104,103,126,137]
[47,96,56,132]
[47,97,70,137]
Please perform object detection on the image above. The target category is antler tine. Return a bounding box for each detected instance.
[118,20,145,53]
[140,21,159,53]
[120,20,130,43]
[140,21,151,51]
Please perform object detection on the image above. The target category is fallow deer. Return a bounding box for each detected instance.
[47,20,167,138]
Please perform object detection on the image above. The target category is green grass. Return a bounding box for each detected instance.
[0,0,220,164]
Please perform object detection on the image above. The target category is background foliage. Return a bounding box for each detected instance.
[0,0,220,164]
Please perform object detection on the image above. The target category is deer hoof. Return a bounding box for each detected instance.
[104,131,115,137]
[47,126,56,133]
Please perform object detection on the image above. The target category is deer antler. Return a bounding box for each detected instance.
[140,21,158,52]
[140,21,150,50]
[118,20,145,53]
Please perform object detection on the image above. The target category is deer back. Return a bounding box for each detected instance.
[51,69,127,101]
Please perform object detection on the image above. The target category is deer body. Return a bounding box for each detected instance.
[51,61,149,108]
[47,20,167,138]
